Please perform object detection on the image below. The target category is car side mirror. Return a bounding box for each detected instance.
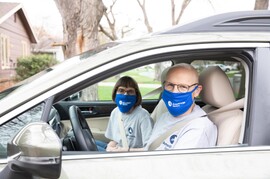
[0,122,62,179]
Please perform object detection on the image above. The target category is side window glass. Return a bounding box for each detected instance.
[69,61,172,102]
[191,60,244,99]
[116,61,172,100]
[0,103,45,158]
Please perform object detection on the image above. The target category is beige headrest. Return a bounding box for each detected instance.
[199,66,235,108]
[161,67,170,84]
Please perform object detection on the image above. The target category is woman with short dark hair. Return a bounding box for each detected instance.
[105,76,153,152]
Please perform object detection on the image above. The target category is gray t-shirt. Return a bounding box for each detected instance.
[105,105,154,148]
[145,105,217,150]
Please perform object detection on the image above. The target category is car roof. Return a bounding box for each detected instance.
[155,10,270,35]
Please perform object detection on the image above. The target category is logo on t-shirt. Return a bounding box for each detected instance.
[128,127,133,134]
[170,134,177,144]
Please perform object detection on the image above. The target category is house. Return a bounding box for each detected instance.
[0,2,37,91]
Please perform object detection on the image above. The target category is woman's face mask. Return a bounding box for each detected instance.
[162,86,198,117]
[115,94,136,113]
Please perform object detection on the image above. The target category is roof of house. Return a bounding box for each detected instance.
[0,2,37,43]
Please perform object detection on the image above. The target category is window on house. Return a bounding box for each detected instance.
[22,41,28,57]
[0,34,10,69]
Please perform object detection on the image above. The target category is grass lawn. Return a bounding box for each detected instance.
[98,68,161,100]
[103,70,160,84]
[98,85,160,100]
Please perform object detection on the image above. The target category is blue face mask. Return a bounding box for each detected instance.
[162,86,198,117]
[115,94,136,113]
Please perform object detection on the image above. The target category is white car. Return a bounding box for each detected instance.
[1,10,270,179]
[207,64,233,72]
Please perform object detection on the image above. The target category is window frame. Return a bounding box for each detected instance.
[0,34,10,69]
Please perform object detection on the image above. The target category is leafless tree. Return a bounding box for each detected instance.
[99,0,135,41]
[31,26,61,54]
[99,0,118,41]
[135,0,193,81]
[54,0,105,100]
[171,0,191,25]
[254,0,269,9]
[151,0,192,80]
[54,0,105,58]
[31,26,51,51]
[136,0,153,33]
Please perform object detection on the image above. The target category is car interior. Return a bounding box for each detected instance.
[48,55,247,153]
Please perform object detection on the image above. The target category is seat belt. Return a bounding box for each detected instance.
[117,113,129,148]
[148,98,245,151]
[148,117,197,150]
[205,98,244,116]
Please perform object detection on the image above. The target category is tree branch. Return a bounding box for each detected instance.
[99,25,115,41]
[171,0,176,25]
[136,0,153,33]
[175,0,191,25]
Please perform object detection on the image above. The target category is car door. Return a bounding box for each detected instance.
[59,146,270,178]
[57,42,270,178]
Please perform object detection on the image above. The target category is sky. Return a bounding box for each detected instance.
[1,0,62,37]
[102,0,259,38]
[1,0,267,39]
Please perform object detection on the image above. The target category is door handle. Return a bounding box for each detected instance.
[81,107,98,115]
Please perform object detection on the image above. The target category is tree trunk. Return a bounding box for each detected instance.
[54,0,105,58]
[254,0,269,9]
[54,0,105,100]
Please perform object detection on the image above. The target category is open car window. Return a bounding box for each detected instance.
[55,55,248,154]
[66,61,172,102]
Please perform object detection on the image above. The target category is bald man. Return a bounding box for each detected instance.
[146,63,217,150]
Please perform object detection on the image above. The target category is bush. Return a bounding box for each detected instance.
[15,54,58,81]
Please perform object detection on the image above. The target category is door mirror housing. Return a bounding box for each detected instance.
[0,122,62,179]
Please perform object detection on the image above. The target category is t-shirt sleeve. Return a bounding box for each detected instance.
[105,108,119,143]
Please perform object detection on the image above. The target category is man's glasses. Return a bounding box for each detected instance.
[163,81,198,93]
[117,87,136,95]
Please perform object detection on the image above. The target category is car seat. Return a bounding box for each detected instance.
[150,67,170,122]
[199,66,244,146]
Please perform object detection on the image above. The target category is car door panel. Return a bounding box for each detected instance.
[54,100,158,119]
[54,101,116,119]
[54,100,159,143]
[85,117,110,142]
[60,146,270,178]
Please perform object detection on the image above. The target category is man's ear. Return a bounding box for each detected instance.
[194,85,202,97]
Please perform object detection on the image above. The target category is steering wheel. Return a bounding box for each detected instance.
[69,105,98,151]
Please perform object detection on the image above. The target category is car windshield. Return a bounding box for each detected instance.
[0,42,121,101]
[0,68,52,100]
